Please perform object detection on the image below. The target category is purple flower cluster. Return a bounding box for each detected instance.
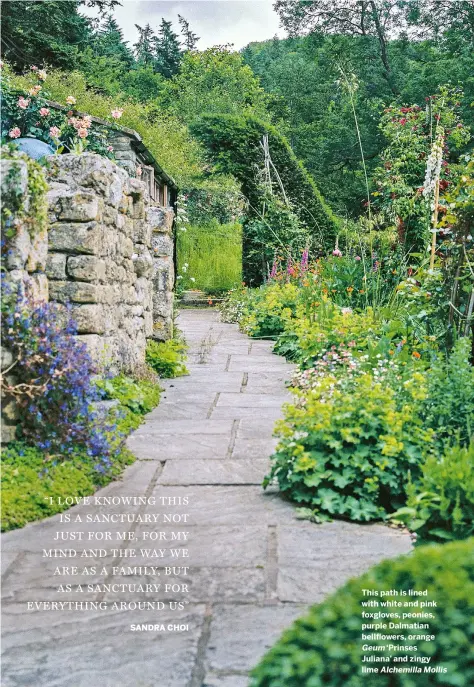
[2,289,115,472]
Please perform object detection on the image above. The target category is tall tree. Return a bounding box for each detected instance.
[154,19,182,78]
[160,47,270,124]
[94,14,134,67]
[134,23,156,67]
[0,0,119,70]
[178,14,200,51]
[273,0,410,94]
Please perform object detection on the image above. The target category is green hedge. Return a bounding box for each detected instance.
[251,538,474,687]
[191,114,339,282]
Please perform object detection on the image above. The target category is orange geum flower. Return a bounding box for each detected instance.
[412,351,421,358]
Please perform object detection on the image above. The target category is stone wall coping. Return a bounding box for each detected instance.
[43,99,178,192]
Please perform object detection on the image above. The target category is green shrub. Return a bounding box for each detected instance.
[146,339,188,378]
[267,369,434,521]
[392,441,474,544]
[1,442,134,532]
[238,282,301,338]
[423,338,474,447]
[250,538,474,687]
[98,375,160,414]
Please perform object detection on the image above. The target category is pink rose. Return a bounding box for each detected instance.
[332,249,342,257]
[107,145,113,152]
[355,256,361,261]
[18,97,30,110]
[39,107,50,117]
[9,127,21,139]
[49,126,61,138]
[77,128,88,139]
[111,108,123,120]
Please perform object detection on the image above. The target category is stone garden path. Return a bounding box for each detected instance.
[1,309,411,687]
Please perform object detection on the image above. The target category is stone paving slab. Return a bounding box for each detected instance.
[127,433,230,461]
[1,308,411,686]
[211,406,284,420]
[158,459,269,485]
[2,606,206,687]
[206,604,306,674]
[131,419,235,435]
[217,392,291,407]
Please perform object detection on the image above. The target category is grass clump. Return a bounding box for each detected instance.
[177,220,242,294]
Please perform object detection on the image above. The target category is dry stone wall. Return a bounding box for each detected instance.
[46,154,174,369]
[2,152,175,371]
[2,152,175,440]
[1,158,49,302]
[1,157,50,442]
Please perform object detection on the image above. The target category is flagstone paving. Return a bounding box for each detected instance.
[1,309,411,687]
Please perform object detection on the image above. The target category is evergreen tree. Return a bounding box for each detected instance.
[154,19,182,78]
[95,15,134,68]
[134,23,156,67]
[178,14,200,51]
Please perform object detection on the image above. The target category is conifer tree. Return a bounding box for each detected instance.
[178,14,200,51]
[154,19,182,78]
[134,23,156,67]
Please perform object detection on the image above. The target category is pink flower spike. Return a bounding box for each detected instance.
[9,127,21,139]
[77,127,88,139]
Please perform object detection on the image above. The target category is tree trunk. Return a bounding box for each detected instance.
[368,1,398,95]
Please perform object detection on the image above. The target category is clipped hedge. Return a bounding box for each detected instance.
[191,114,339,282]
[251,538,474,687]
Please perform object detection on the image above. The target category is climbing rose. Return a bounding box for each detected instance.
[77,128,88,139]
[49,126,60,138]
[9,127,21,139]
[39,107,50,117]
[66,95,76,105]
[111,108,123,120]
[18,97,30,110]
[30,65,38,71]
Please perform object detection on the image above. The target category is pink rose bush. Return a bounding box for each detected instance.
[2,63,115,159]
